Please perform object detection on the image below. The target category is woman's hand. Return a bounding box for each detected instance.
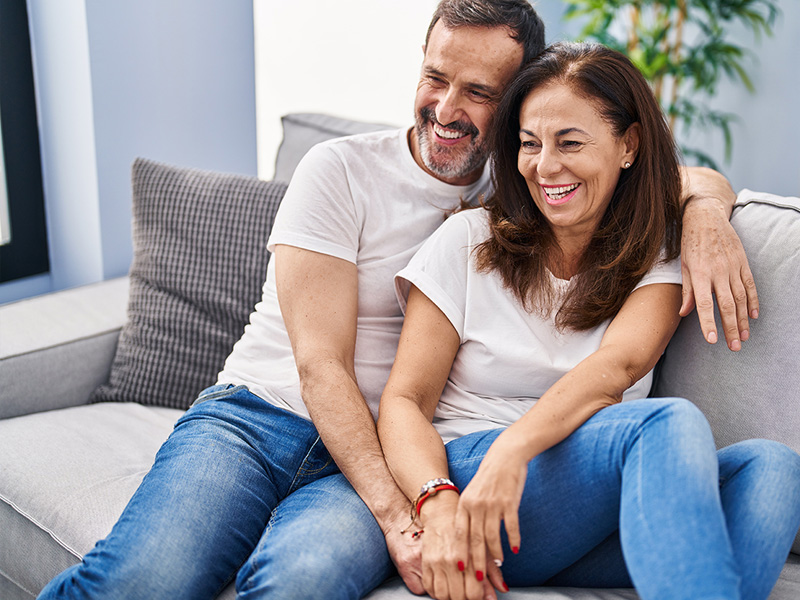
[420,493,507,600]
[453,432,528,584]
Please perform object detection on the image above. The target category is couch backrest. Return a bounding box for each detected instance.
[653,189,800,454]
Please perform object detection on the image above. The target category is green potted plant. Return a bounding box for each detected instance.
[563,0,780,168]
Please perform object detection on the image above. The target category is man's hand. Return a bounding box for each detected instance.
[382,510,425,595]
[680,197,758,351]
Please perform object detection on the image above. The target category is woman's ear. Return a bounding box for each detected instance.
[623,123,641,165]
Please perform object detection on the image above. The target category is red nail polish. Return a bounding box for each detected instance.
[457,560,465,571]
[512,546,519,554]
[476,570,484,582]
[503,582,509,592]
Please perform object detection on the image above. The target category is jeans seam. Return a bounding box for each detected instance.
[288,436,332,494]
[240,507,278,594]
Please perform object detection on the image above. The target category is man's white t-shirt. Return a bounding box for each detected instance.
[395,208,683,443]
[217,128,492,421]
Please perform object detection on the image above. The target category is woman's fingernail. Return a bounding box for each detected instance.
[457,560,465,571]
[707,331,717,344]
[503,582,509,592]
[476,570,484,581]
[512,546,519,554]
[493,558,503,568]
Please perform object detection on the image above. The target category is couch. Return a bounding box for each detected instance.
[1,113,798,600]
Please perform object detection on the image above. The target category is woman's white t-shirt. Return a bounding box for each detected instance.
[217,128,491,421]
[395,208,682,443]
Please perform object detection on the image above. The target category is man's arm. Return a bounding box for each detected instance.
[273,244,423,594]
[679,166,759,351]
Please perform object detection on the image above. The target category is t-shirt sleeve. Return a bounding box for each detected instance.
[267,142,360,263]
[633,253,683,291]
[395,212,478,341]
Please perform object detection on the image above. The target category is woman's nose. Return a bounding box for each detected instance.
[536,145,562,179]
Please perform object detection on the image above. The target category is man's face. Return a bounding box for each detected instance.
[411,22,524,186]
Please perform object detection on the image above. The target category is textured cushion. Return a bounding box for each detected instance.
[273,113,395,183]
[90,158,287,409]
[653,189,800,553]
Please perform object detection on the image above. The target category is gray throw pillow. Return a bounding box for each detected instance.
[273,113,395,183]
[652,189,800,553]
[90,158,287,410]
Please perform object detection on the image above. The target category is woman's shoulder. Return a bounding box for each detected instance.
[441,207,492,241]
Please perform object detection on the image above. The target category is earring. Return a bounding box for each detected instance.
[624,161,632,169]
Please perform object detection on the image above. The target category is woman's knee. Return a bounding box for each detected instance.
[642,397,714,442]
[720,438,800,493]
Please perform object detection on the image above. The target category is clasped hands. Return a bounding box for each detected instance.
[411,450,527,600]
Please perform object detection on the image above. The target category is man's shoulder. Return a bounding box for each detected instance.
[318,127,405,154]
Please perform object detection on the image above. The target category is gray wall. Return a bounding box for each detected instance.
[0,0,256,304]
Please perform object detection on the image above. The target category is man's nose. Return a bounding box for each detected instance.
[435,88,462,127]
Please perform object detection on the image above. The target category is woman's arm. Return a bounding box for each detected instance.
[378,284,501,600]
[454,282,683,575]
[679,166,758,351]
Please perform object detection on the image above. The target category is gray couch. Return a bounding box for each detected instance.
[1,114,799,600]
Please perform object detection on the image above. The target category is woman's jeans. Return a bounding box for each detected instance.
[446,397,800,600]
[38,385,394,600]
[40,390,800,600]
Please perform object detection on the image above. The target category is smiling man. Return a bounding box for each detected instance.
[39,2,756,600]
[411,21,522,184]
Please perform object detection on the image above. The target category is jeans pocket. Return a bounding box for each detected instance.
[190,384,248,407]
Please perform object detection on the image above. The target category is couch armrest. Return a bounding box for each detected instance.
[0,277,129,420]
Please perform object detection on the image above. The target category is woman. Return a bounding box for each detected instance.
[377,42,800,600]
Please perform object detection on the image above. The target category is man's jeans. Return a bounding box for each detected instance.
[38,385,393,600]
[446,397,800,600]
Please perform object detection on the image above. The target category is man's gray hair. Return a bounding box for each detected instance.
[425,0,546,65]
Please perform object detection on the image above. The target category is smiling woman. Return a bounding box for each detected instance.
[377,41,800,600]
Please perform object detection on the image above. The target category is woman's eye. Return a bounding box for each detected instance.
[562,140,582,149]
[520,141,540,152]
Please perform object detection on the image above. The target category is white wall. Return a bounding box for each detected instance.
[255,0,799,195]
[254,0,436,179]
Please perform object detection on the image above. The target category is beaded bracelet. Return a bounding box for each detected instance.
[401,478,460,535]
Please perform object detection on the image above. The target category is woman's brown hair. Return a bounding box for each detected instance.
[476,41,682,331]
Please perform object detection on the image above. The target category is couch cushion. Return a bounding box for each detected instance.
[0,403,181,597]
[653,189,800,553]
[273,113,395,183]
[90,159,287,410]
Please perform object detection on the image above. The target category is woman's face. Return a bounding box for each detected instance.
[517,83,638,247]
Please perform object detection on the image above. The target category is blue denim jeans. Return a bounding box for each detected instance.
[38,385,393,600]
[446,397,800,600]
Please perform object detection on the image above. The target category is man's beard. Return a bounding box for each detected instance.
[414,106,488,181]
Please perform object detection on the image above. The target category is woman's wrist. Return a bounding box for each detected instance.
[417,491,460,525]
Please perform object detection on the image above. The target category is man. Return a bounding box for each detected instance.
[39,2,756,599]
